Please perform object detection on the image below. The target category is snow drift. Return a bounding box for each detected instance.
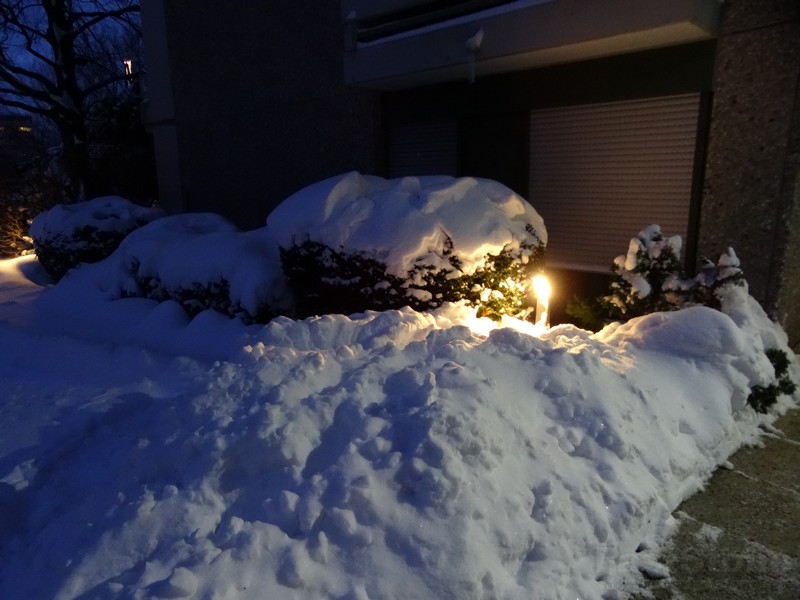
[0,254,796,600]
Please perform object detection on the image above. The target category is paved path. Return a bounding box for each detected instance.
[635,407,800,599]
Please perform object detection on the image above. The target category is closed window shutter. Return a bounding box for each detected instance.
[387,119,458,178]
[529,93,701,271]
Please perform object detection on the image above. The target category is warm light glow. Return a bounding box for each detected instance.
[460,309,549,339]
[17,125,32,133]
[123,59,133,76]
[532,274,551,328]
[532,275,551,304]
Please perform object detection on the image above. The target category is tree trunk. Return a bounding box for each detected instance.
[46,0,90,201]
[59,119,91,201]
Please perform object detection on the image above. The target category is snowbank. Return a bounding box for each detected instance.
[0,255,796,599]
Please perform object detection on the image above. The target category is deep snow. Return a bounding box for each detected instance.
[0,253,797,600]
[267,172,546,277]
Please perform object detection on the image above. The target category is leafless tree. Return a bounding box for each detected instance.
[0,0,140,200]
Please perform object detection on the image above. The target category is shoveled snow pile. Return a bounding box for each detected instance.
[0,254,796,599]
[0,255,796,599]
[267,172,547,277]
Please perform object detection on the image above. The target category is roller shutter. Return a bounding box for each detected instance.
[529,93,701,271]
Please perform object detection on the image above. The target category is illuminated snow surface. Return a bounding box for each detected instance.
[0,254,797,600]
[267,172,547,276]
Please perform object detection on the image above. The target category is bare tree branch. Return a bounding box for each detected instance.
[0,0,143,199]
[72,5,140,38]
[0,52,57,93]
[0,91,54,116]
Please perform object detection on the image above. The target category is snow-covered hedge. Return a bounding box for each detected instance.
[30,196,165,280]
[62,213,292,324]
[268,172,547,320]
[602,224,795,412]
[604,224,744,319]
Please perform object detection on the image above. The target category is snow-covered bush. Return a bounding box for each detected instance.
[30,196,165,280]
[0,203,37,258]
[746,348,797,413]
[603,224,744,320]
[602,224,793,413]
[66,213,292,324]
[268,172,547,320]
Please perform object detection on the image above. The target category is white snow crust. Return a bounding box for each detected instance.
[266,172,547,277]
[0,250,797,600]
[29,196,165,243]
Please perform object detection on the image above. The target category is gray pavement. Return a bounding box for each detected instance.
[633,407,800,599]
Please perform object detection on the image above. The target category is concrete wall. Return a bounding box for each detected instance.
[698,0,800,342]
[146,0,381,227]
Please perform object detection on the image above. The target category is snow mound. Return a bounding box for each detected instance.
[2,281,794,598]
[51,213,291,321]
[267,171,547,277]
[597,306,775,411]
[29,196,166,280]
[29,196,164,243]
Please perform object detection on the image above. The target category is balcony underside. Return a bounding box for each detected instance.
[343,0,719,89]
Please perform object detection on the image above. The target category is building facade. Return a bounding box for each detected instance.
[140,0,800,343]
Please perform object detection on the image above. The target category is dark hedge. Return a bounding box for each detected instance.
[281,228,545,320]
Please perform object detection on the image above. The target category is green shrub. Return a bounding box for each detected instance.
[272,174,548,320]
[30,196,164,280]
[747,348,798,413]
[603,224,794,413]
[35,226,131,280]
[102,214,291,324]
[0,203,37,258]
[602,225,744,320]
[564,295,607,332]
[282,230,545,321]
[281,241,406,317]
[128,270,282,325]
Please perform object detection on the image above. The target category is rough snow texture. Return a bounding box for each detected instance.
[1,255,797,599]
[266,172,547,277]
[58,213,292,321]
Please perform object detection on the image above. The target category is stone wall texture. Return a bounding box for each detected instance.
[698,0,800,343]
